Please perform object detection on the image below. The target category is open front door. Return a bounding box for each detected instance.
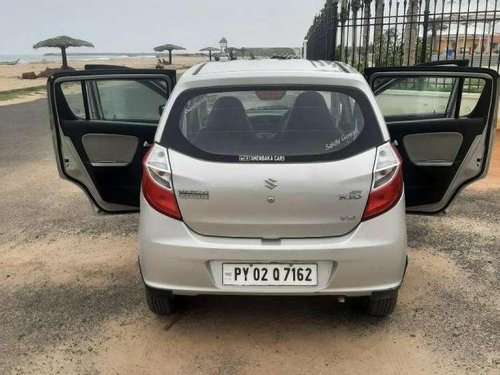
[365,66,499,213]
[48,69,176,213]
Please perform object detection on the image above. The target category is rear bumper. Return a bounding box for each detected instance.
[138,194,407,296]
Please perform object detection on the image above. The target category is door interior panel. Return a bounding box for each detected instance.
[61,120,156,207]
[402,132,463,166]
[82,133,139,166]
[388,117,486,207]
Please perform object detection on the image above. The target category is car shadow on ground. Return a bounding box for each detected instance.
[157,294,384,329]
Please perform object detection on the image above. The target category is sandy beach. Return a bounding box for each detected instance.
[0,55,205,105]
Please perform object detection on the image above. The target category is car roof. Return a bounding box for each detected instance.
[181,59,358,80]
[171,59,368,99]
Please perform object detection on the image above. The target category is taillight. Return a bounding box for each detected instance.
[362,142,403,221]
[142,144,182,220]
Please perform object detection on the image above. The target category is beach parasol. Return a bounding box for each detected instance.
[153,44,186,65]
[33,35,94,69]
[200,47,219,61]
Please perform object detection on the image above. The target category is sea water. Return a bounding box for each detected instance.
[0,53,157,64]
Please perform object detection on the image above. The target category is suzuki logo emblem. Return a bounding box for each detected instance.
[265,178,278,190]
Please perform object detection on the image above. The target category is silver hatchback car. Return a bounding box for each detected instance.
[48,60,498,317]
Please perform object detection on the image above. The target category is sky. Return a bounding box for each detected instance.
[0,0,326,54]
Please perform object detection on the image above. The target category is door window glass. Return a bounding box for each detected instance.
[94,79,167,122]
[460,78,485,116]
[61,82,86,119]
[374,76,456,118]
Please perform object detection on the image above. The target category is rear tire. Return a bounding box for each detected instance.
[365,290,398,317]
[348,290,398,317]
[145,285,174,316]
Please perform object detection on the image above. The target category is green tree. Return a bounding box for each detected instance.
[374,27,403,68]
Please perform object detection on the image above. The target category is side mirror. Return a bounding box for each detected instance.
[158,104,166,116]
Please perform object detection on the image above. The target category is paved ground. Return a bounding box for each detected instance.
[0,99,498,374]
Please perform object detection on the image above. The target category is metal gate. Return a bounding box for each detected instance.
[305,0,500,71]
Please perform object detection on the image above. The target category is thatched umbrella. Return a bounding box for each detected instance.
[33,35,94,69]
[154,44,186,65]
[200,47,219,61]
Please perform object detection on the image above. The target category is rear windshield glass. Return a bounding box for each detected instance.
[163,87,382,163]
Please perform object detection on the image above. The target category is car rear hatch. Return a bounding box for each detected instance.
[169,149,375,238]
[162,87,384,238]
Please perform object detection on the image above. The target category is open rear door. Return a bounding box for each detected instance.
[365,66,499,213]
[47,69,176,213]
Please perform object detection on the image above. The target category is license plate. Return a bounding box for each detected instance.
[222,263,318,286]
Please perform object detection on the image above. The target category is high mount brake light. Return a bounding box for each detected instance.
[142,144,182,220]
[362,142,403,221]
[255,90,286,100]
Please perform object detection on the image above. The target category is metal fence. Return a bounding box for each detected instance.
[305,0,500,71]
